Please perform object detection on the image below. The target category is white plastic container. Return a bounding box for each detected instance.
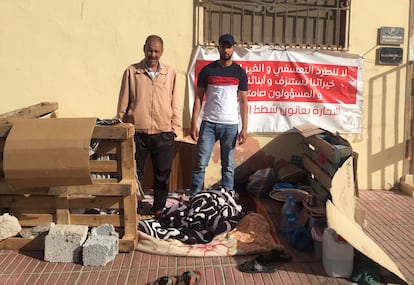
[322,227,354,278]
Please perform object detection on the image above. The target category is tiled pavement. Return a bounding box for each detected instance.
[0,189,413,285]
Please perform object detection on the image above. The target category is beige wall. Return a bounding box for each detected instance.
[0,0,194,118]
[347,0,409,189]
[0,0,411,190]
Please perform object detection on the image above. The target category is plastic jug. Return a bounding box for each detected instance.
[322,227,354,278]
[280,194,299,236]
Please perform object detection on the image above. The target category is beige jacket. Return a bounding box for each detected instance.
[116,60,182,135]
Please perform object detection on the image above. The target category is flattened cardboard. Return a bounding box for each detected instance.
[328,156,406,283]
[3,117,97,189]
[326,201,406,283]
[329,156,355,218]
[293,123,324,137]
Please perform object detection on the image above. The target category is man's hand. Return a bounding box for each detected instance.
[238,129,248,145]
[191,126,199,142]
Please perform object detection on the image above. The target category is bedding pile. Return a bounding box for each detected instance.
[139,188,244,244]
[137,188,282,256]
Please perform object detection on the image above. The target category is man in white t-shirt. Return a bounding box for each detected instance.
[189,34,249,196]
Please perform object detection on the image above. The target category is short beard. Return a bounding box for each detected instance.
[220,54,232,61]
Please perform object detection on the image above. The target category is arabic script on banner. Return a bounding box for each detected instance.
[188,46,363,133]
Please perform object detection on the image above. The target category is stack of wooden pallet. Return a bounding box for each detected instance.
[0,103,138,252]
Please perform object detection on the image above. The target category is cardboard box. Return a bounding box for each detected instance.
[295,124,352,165]
[3,117,96,189]
[294,124,407,283]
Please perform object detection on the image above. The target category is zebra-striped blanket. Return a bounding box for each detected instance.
[138,188,245,244]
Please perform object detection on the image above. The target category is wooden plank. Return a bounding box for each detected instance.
[0,184,51,195]
[69,213,122,227]
[119,234,138,253]
[92,124,134,140]
[0,102,58,120]
[119,139,136,181]
[89,160,118,172]
[55,196,70,224]
[49,184,132,196]
[122,184,138,238]
[14,213,54,226]
[67,196,122,209]
[10,208,55,214]
[94,141,117,156]
[0,196,56,208]
[0,237,44,251]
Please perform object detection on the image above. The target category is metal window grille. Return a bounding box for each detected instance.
[195,0,351,50]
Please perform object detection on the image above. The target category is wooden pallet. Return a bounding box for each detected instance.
[0,102,58,121]
[0,121,139,252]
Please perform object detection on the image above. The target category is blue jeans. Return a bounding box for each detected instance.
[190,121,238,195]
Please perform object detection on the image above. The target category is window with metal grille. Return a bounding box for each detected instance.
[195,0,351,50]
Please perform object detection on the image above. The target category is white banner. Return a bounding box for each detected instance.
[187,46,364,134]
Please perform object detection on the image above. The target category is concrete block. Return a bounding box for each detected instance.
[0,213,22,240]
[400,174,414,196]
[44,224,88,263]
[405,174,414,184]
[83,224,119,266]
[400,181,414,196]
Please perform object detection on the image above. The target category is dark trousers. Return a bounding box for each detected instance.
[134,132,175,211]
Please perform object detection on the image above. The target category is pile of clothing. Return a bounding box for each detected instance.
[139,187,244,244]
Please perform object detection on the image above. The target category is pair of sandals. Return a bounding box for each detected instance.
[238,249,292,273]
[150,270,201,285]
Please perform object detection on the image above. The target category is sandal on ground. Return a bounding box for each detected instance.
[150,271,201,285]
[176,271,201,285]
[238,259,277,273]
[150,275,177,285]
[256,249,292,266]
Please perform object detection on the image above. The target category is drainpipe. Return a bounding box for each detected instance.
[403,0,414,174]
[404,0,414,175]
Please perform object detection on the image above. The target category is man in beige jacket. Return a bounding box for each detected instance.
[117,35,181,217]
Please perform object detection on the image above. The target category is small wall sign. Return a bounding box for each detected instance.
[379,27,404,45]
[376,47,403,65]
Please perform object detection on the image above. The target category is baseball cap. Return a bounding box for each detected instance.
[218,34,235,46]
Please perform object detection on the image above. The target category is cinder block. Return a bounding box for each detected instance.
[0,213,22,240]
[83,224,119,266]
[400,181,414,196]
[44,224,88,263]
[405,174,414,184]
